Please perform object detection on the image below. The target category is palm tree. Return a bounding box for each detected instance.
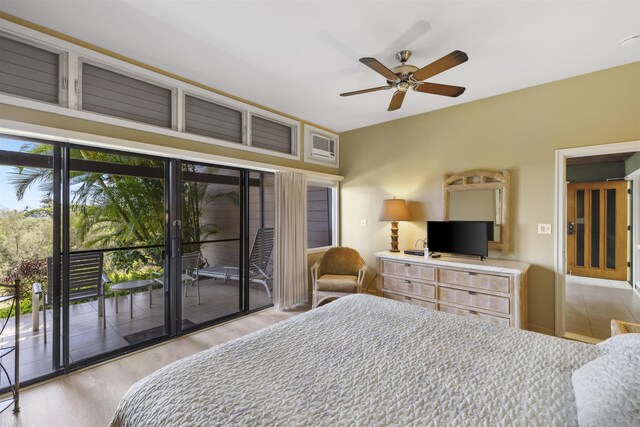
[10,144,238,267]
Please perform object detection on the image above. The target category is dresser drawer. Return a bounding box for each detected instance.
[438,286,510,315]
[439,268,510,294]
[383,276,435,299]
[384,292,436,310]
[383,261,435,282]
[439,303,510,327]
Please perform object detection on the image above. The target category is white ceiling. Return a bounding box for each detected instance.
[2,1,640,132]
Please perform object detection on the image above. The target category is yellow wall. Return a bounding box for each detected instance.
[339,61,640,334]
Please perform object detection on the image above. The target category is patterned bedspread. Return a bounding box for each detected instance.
[110,294,598,426]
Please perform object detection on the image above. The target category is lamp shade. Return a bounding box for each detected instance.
[378,198,411,221]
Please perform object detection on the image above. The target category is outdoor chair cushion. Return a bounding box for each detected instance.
[315,274,358,293]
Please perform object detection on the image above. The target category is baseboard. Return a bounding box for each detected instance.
[527,324,555,336]
[563,332,602,344]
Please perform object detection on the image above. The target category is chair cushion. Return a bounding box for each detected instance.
[319,247,362,276]
[315,274,358,293]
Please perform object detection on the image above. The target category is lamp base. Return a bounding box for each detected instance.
[389,221,400,252]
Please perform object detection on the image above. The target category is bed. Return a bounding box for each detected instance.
[110,294,638,426]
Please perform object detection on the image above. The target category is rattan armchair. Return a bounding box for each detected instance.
[311,247,366,308]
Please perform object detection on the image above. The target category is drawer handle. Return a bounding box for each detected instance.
[468,272,477,276]
[404,263,411,267]
[404,280,411,284]
[469,310,478,315]
[468,291,477,295]
[404,296,412,301]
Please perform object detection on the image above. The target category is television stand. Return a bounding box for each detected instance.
[375,251,529,329]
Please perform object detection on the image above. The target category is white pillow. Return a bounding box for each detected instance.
[597,333,640,355]
[572,351,640,426]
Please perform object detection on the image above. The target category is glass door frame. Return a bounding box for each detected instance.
[60,142,172,371]
[0,133,274,387]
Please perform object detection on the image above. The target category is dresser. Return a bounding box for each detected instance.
[375,251,530,329]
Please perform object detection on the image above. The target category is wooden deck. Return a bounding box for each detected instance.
[0,278,272,383]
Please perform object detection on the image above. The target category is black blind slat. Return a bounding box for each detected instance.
[0,35,59,104]
[81,63,172,128]
[185,95,242,143]
[251,116,292,154]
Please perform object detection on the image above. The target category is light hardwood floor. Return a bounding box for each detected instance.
[0,306,306,427]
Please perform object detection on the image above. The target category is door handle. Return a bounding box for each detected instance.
[568,222,575,235]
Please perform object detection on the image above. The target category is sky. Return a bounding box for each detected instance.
[0,138,47,211]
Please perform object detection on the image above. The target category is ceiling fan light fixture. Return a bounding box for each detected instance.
[397,81,410,92]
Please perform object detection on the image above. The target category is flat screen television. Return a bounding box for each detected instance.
[427,221,492,260]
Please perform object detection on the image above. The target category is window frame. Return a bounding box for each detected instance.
[0,30,67,108]
[248,112,299,157]
[77,57,178,130]
[0,20,303,161]
[181,90,248,145]
[306,179,339,254]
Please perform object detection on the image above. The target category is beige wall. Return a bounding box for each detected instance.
[339,61,640,334]
[0,104,338,175]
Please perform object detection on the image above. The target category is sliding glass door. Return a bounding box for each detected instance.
[248,171,274,311]
[0,132,276,388]
[65,146,168,364]
[180,162,242,328]
[0,135,56,382]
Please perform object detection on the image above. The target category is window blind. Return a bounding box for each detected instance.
[0,35,59,104]
[185,95,242,143]
[251,116,292,154]
[81,63,172,128]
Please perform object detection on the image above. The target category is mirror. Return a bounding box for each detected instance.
[449,190,502,242]
[443,170,510,252]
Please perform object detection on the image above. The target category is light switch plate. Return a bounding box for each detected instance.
[538,223,552,234]
[360,219,367,227]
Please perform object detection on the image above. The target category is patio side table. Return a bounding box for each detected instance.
[110,279,154,319]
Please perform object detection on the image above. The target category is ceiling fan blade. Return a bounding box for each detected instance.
[359,57,399,81]
[340,86,392,97]
[414,82,466,97]
[412,50,468,81]
[388,90,406,111]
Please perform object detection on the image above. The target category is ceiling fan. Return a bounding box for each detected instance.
[340,50,468,111]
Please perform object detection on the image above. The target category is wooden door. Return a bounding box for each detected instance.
[567,180,628,280]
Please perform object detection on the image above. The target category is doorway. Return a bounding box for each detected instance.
[556,144,640,341]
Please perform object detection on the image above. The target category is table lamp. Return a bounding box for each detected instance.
[379,197,411,252]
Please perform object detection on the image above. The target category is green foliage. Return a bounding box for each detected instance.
[0,145,240,317]
[0,210,53,278]
[0,258,46,317]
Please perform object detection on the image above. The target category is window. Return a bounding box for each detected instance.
[307,184,335,249]
[1,27,304,160]
[81,62,172,128]
[0,34,59,104]
[251,115,293,154]
[184,95,243,144]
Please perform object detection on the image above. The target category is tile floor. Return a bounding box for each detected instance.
[0,278,272,385]
[565,275,640,340]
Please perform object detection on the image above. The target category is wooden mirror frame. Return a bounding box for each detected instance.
[443,169,511,253]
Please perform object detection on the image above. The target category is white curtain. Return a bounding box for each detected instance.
[273,171,308,309]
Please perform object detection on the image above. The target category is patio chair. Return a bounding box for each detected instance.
[35,252,108,343]
[197,228,274,298]
[151,252,201,304]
